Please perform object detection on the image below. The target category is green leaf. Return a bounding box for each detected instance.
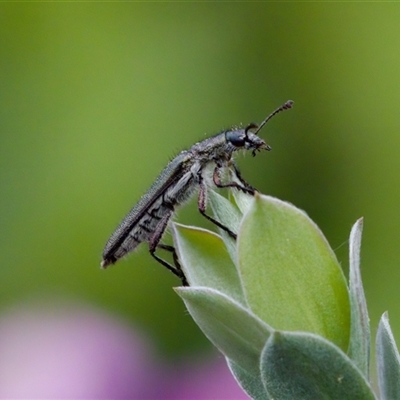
[376,311,400,400]
[238,194,350,351]
[348,218,370,379]
[208,189,242,234]
[231,186,254,215]
[227,359,269,400]
[208,189,241,264]
[261,331,376,400]
[175,287,272,375]
[172,223,244,304]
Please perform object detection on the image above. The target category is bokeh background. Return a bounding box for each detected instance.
[1,3,400,398]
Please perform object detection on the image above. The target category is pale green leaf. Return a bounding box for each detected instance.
[208,189,241,264]
[348,218,370,379]
[261,331,376,400]
[172,223,244,304]
[176,287,272,375]
[238,194,350,351]
[376,311,400,400]
[227,358,269,400]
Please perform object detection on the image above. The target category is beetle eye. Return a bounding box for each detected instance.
[226,131,246,147]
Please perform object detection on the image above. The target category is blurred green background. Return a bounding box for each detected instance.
[1,2,399,369]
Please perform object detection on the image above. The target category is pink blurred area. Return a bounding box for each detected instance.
[166,357,249,400]
[0,301,248,399]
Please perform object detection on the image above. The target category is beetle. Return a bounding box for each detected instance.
[101,100,293,285]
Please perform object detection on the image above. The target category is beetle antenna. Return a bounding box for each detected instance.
[254,100,294,135]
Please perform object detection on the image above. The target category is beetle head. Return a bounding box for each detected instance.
[225,100,293,156]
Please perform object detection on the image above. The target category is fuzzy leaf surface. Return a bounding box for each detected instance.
[227,359,269,400]
[172,223,244,304]
[208,189,241,264]
[348,218,370,379]
[261,331,376,400]
[376,312,400,400]
[231,186,254,215]
[176,287,271,375]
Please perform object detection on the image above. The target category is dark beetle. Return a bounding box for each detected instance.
[101,100,293,285]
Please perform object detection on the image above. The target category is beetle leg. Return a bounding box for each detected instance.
[149,210,188,286]
[197,176,237,240]
[213,164,255,195]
